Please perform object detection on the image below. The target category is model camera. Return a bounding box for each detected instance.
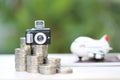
[26,20,51,45]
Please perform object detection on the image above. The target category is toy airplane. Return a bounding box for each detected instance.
[70,35,112,60]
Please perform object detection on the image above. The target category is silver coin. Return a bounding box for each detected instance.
[15,59,26,65]
[20,37,27,48]
[27,65,39,73]
[47,58,61,64]
[39,64,56,74]
[27,55,43,65]
[47,58,61,67]
[22,46,31,55]
[15,55,26,58]
[59,67,73,74]
[15,48,27,65]
[15,48,27,57]
[20,37,31,55]
[15,59,26,64]
[15,64,26,71]
[15,48,21,54]
[33,45,48,58]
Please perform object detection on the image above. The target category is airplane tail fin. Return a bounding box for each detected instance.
[100,34,109,42]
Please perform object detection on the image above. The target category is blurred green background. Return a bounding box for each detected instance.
[0,0,120,54]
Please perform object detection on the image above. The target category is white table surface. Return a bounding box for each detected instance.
[1,54,120,80]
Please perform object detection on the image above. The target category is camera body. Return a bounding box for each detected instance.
[26,28,51,45]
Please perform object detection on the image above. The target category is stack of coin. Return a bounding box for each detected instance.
[39,64,56,74]
[33,45,48,58]
[15,48,27,71]
[59,67,73,74]
[47,58,61,72]
[27,55,43,73]
[20,37,31,55]
[15,37,73,74]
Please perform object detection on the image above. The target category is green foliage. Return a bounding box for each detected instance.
[0,0,120,53]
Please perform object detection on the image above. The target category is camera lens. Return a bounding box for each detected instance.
[37,35,44,42]
[35,32,47,44]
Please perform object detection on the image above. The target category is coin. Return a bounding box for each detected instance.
[33,45,48,58]
[15,64,26,71]
[20,37,31,55]
[27,55,43,65]
[27,65,39,73]
[15,59,26,65]
[20,37,27,48]
[47,58,61,72]
[59,67,73,74]
[15,48,27,71]
[39,64,56,74]
[15,48,27,63]
[47,58,61,64]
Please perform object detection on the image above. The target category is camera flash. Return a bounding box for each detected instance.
[35,20,45,29]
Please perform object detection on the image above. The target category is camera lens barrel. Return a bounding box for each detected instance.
[34,32,47,45]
